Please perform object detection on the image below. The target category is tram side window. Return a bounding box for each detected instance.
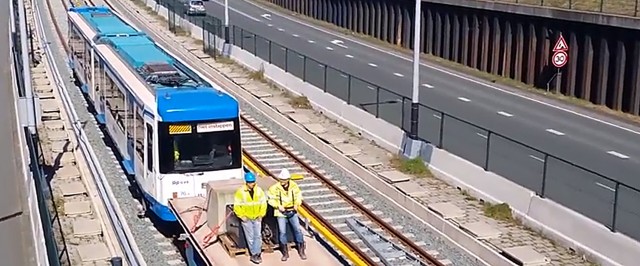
[134,107,144,161]
[104,72,126,131]
[70,27,84,63]
[146,124,153,172]
[126,98,134,139]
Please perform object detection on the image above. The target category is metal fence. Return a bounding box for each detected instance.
[11,0,70,264]
[159,0,640,240]
[491,0,640,17]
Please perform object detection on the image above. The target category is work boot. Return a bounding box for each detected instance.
[257,253,262,263]
[281,245,289,261]
[297,242,307,260]
[249,254,260,264]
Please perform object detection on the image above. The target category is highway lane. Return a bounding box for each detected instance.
[199,0,640,239]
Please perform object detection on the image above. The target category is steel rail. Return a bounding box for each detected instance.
[241,116,446,266]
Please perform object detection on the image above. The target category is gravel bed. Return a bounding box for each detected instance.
[37,0,185,265]
[240,102,482,266]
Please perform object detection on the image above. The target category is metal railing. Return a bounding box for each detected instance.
[487,0,640,17]
[158,0,640,241]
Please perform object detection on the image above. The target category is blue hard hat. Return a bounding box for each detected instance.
[244,172,256,183]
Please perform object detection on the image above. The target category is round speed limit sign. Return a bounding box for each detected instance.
[552,51,568,68]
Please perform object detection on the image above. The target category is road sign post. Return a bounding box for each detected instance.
[551,34,569,93]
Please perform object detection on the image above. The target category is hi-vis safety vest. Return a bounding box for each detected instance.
[267,181,303,217]
[233,185,268,220]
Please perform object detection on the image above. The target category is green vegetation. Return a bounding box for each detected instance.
[248,67,266,82]
[390,155,432,178]
[482,202,513,222]
[53,195,65,216]
[289,96,311,109]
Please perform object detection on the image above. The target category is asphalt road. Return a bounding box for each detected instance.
[0,4,32,263]
[196,0,640,239]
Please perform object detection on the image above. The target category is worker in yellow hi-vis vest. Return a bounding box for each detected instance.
[267,168,306,261]
[233,172,267,264]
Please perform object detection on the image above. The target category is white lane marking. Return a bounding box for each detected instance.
[458,97,471,102]
[240,0,640,137]
[476,133,488,139]
[277,28,284,32]
[497,111,513,117]
[211,0,261,21]
[529,155,544,162]
[607,151,630,159]
[292,34,299,37]
[308,40,315,43]
[267,23,273,27]
[330,39,348,48]
[326,47,334,51]
[545,129,565,136]
[345,54,354,58]
[595,182,615,191]
[261,13,272,20]
[368,63,377,67]
[421,83,434,88]
[433,114,441,119]
[393,73,404,77]
[366,86,375,91]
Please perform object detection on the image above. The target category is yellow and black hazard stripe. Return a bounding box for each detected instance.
[169,124,192,135]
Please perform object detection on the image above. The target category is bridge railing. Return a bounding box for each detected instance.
[159,0,640,242]
[488,0,640,17]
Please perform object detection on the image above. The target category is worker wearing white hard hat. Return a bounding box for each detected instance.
[267,168,306,261]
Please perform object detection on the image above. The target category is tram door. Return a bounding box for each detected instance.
[144,123,156,194]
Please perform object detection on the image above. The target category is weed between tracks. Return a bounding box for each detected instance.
[249,0,640,125]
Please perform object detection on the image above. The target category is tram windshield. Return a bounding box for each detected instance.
[158,119,242,174]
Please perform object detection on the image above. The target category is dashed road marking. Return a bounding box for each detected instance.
[326,47,334,50]
[433,114,441,119]
[292,34,299,37]
[545,129,565,136]
[267,24,273,27]
[497,111,513,117]
[476,133,488,139]
[368,63,377,67]
[345,54,353,58]
[308,40,315,43]
[595,182,615,191]
[393,72,404,77]
[607,151,629,159]
[277,28,284,31]
[457,97,471,102]
[529,155,544,162]
[330,39,348,48]
[421,83,434,88]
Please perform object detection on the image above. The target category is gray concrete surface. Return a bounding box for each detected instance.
[140,5,640,263]
[0,1,38,265]
[197,0,640,240]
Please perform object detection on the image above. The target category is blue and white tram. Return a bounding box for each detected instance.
[67,6,244,222]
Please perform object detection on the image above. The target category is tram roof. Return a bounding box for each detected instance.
[70,6,139,36]
[156,87,239,122]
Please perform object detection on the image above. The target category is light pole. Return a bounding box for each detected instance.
[222,0,231,55]
[404,0,422,158]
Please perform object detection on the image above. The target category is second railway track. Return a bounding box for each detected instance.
[241,113,450,266]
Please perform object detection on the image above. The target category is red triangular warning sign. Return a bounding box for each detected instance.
[553,35,568,52]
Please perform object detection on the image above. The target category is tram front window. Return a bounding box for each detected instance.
[158,120,241,174]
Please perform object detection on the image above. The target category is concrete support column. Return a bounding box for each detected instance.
[434,11,442,56]
[452,13,460,63]
[461,14,469,65]
[536,25,549,83]
[631,40,640,115]
[426,9,433,54]
[612,41,626,110]
[373,1,380,39]
[403,7,411,48]
[581,35,594,101]
[513,22,523,80]
[480,15,490,72]
[566,32,579,97]
[420,9,426,54]
[502,20,513,77]
[491,17,501,75]
[381,2,388,42]
[357,0,363,34]
[443,13,451,59]
[470,14,480,69]
[596,38,610,105]
[526,23,537,85]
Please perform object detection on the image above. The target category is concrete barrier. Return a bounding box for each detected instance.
[136,2,640,265]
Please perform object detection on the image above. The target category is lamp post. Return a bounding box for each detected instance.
[222,0,231,56]
[403,0,422,158]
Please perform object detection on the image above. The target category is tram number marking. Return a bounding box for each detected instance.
[171,180,189,186]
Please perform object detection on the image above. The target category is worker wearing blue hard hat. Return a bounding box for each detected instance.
[233,171,267,264]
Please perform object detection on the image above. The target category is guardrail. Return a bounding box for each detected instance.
[158,0,640,241]
[488,0,640,17]
[31,0,146,264]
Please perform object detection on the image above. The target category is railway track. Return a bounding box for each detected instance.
[241,113,450,266]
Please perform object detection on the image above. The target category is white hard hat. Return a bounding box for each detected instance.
[277,168,291,180]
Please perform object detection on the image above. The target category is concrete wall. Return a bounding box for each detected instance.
[142,1,640,265]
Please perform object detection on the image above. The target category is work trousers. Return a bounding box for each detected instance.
[277,213,304,246]
[241,219,263,256]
